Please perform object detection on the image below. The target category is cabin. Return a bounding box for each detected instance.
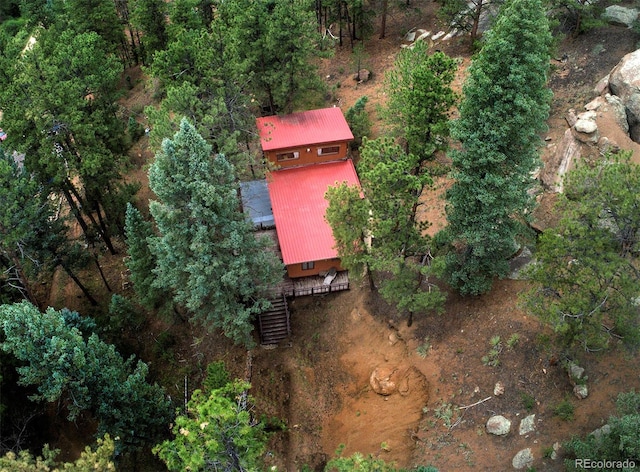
[252,107,361,282]
[256,107,354,168]
[250,107,359,344]
[267,159,360,279]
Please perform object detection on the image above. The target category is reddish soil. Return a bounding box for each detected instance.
[249,3,640,472]
[44,2,640,471]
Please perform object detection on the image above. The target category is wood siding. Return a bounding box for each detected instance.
[265,141,349,168]
[286,258,343,278]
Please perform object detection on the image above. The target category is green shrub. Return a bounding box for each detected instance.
[203,360,231,393]
[554,398,575,421]
[521,392,536,411]
[564,391,640,471]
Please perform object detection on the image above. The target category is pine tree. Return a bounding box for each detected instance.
[129,0,168,64]
[384,43,458,163]
[0,301,172,452]
[327,138,445,325]
[442,0,552,295]
[124,203,164,309]
[523,153,640,351]
[154,381,268,471]
[0,28,129,252]
[148,119,282,346]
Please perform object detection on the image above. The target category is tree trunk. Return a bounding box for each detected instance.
[366,262,376,291]
[92,197,117,255]
[338,2,343,47]
[470,0,484,43]
[4,253,40,308]
[94,254,112,292]
[69,183,117,254]
[60,261,98,306]
[61,183,92,241]
[379,0,388,39]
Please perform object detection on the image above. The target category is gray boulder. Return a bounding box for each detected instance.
[605,93,630,134]
[603,5,639,28]
[568,363,585,382]
[574,384,589,399]
[591,424,612,440]
[486,415,511,436]
[518,414,536,435]
[512,448,534,469]
[609,50,640,142]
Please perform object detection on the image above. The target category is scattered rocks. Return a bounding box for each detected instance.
[353,69,371,83]
[512,448,534,470]
[494,381,505,396]
[603,5,639,28]
[518,414,536,435]
[568,363,585,382]
[573,384,589,399]
[370,367,398,395]
[591,423,611,440]
[565,109,578,127]
[486,415,511,436]
[551,442,561,460]
[584,96,604,111]
[573,111,599,143]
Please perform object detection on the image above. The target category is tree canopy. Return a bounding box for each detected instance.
[524,153,640,352]
[153,381,269,472]
[327,137,445,325]
[383,42,458,163]
[0,301,172,452]
[442,0,552,295]
[148,119,282,346]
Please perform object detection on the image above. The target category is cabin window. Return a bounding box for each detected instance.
[276,151,299,161]
[302,261,315,270]
[317,146,340,156]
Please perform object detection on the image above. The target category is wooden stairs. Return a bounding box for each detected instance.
[258,294,291,345]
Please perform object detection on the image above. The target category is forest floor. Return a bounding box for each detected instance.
[43,1,640,471]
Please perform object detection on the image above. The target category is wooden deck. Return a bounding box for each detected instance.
[258,229,350,297]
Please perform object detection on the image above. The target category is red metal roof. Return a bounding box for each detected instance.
[256,107,354,151]
[268,160,361,265]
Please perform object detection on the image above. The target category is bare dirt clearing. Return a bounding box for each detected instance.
[44,2,640,470]
[249,4,640,471]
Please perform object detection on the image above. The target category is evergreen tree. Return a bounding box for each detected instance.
[124,203,164,309]
[61,0,124,55]
[442,0,552,295]
[327,138,445,325]
[154,381,268,471]
[564,390,640,470]
[130,0,168,64]
[221,0,325,114]
[148,119,282,346]
[0,28,129,252]
[0,148,96,306]
[344,96,371,150]
[523,153,640,351]
[0,149,52,305]
[147,23,254,168]
[437,0,502,43]
[0,301,172,452]
[0,434,115,471]
[384,43,458,163]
